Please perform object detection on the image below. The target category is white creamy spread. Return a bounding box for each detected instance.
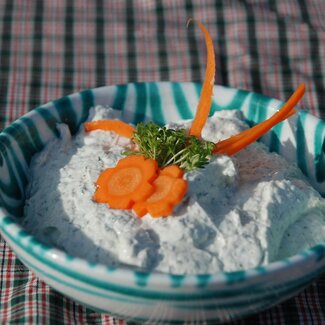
[23,106,325,274]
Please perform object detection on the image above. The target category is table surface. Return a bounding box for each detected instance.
[0,1,325,324]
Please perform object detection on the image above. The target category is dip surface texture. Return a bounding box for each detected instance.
[23,107,325,274]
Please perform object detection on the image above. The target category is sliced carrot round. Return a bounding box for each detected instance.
[133,165,188,218]
[108,167,142,196]
[146,202,174,219]
[147,175,174,203]
[160,165,184,178]
[93,155,158,209]
[132,202,148,218]
[84,120,135,139]
[188,20,215,138]
[118,155,158,183]
[93,168,114,203]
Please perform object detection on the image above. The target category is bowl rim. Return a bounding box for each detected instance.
[0,81,325,289]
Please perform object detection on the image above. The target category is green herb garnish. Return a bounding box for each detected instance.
[124,122,214,171]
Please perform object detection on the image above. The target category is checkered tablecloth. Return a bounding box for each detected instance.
[1,1,325,324]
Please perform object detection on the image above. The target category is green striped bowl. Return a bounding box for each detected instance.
[0,82,324,324]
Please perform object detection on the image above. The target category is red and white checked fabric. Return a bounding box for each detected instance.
[1,1,325,324]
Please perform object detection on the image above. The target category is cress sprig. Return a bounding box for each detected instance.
[84,20,305,218]
[123,121,214,171]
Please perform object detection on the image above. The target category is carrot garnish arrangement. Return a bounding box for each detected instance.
[93,156,187,217]
[85,20,305,218]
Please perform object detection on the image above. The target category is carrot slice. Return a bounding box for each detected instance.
[160,165,184,178]
[215,108,296,152]
[188,20,215,138]
[214,84,305,156]
[84,120,135,139]
[133,165,188,218]
[94,155,158,209]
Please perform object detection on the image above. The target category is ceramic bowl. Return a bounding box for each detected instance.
[0,82,324,324]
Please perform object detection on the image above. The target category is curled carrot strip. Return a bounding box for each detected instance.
[133,165,188,218]
[84,120,135,139]
[215,108,296,152]
[214,84,305,156]
[188,19,215,138]
[94,155,158,209]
